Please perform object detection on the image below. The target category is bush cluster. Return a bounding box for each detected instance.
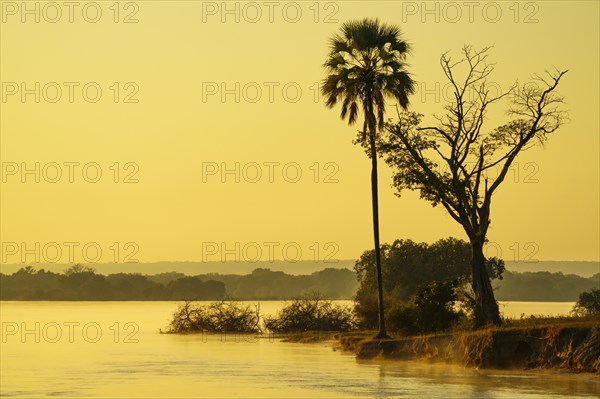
[572,288,600,316]
[354,238,504,329]
[264,294,357,333]
[167,295,357,334]
[385,280,463,335]
[167,301,261,333]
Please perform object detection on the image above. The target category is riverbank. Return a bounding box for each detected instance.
[287,317,600,373]
[337,318,599,373]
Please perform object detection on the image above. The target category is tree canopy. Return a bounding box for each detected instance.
[354,237,504,328]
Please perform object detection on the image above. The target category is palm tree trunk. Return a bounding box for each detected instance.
[370,134,388,339]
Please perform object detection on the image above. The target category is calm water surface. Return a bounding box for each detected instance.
[1,301,598,398]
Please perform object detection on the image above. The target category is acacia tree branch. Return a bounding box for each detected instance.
[382,48,567,246]
[441,201,462,223]
[485,70,567,204]
[387,122,469,227]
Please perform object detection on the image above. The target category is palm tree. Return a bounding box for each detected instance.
[322,18,415,339]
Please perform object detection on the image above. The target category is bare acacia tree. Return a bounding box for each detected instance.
[379,46,567,326]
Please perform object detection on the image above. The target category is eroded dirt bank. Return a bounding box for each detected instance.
[336,326,600,373]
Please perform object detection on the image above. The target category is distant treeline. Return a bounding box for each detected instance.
[1,265,597,301]
[0,265,358,301]
[494,271,599,302]
[2,260,596,277]
[191,268,359,299]
[0,265,226,301]
[0,260,357,277]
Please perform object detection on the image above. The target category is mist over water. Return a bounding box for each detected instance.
[1,301,597,398]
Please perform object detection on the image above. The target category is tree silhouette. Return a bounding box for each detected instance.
[322,18,415,338]
[354,237,504,328]
[379,46,567,326]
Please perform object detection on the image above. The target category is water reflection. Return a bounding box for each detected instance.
[368,359,599,398]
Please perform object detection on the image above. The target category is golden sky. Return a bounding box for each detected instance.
[1,1,598,266]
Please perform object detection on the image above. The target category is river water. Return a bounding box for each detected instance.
[1,301,598,398]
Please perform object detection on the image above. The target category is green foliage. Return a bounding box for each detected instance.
[572,288,600,316]
[386,280,462,335]
[384,303,418,335]
[264,293,357,333]
[167,301,261,334]
[354,237,504,328]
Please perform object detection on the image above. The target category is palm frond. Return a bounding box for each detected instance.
[322,18,415,127]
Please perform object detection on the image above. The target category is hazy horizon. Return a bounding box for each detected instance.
[2,259,598,278]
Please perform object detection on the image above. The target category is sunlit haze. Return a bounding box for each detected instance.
[2,1,598,266]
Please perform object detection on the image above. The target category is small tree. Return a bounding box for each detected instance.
[64,264,95,276]
[166,301,262,334]
[264,293,357,333]
[379,46,567,326]
[572,288,600,316]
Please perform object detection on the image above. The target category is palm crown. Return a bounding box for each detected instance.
[322,18,415,134]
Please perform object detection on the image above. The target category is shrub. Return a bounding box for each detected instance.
[353,288,379,329]
[385,280,463,335]
[385,302,419,335]
[572,288,600,316]
[264,294,357,333]
[166,301,261,333]
[354,238,504,329]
